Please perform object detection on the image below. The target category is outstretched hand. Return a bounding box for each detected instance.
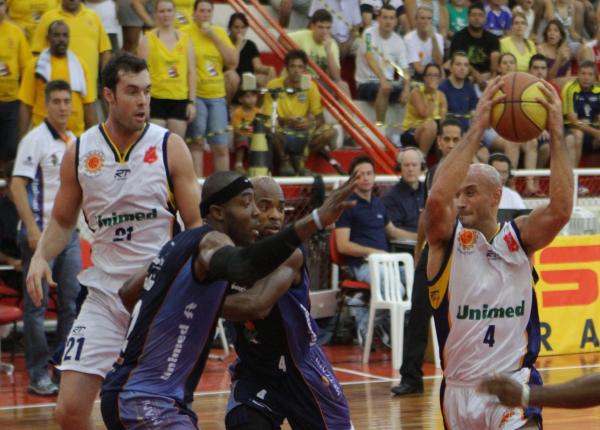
[535,79,563,139]
[477,374,524,407]
[316,172,359,227]
[471,76,506,131]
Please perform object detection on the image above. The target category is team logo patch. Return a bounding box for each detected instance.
[503,232,519,252]
[321,375,330,386]
[82,151,104,176]
[144,146,158,164]
[458,228,477,253]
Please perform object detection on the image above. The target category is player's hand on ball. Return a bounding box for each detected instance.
[477,374,523,407]
[472,77,505,131]
[26,255,56,307]
[535,80,563,138]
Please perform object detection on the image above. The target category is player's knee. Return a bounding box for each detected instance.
[225,405,275,430]
[55,400,84,427]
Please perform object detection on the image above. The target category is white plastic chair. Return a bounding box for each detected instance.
[362,253,414,370]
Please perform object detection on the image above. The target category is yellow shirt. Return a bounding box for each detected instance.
[7,0,58,43]
[31,5,111,95]
[402,86,444,130]
[262,76,323,120]
[0,20,33,102]
[187,24,233,99]
[173,0,194,28]
[499,36,536,73]
[18,54,96,136]
[232,105,259,136]
[147,30,189,100]
[289,29,340,78]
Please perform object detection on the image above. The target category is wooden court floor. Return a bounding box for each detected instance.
[1,346,599,429]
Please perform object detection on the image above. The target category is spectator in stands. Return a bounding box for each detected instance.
[116,0,154,54]
[512,0,535,41]
[438,51,477,132]
[262,49,337,176]
[7,0,57,43]
[335,155,414,342]
[11,80,82,396]
[187,0,238,176]
[585,25,600,76]
[32,0,112,100]
[360,0,409,33]
[382,147,426,240]
[271,0,311,29]
[446,0,469,39]
[355,4,410,125]
[288,9,351,98]
[542,0,583,44]
[537,20,572,82]
[231,90,259,173]
[528,54,554,168]
[19,20,97,138]
[173,0,194,28]
[85,0,120,52]
[449,3,500,90]
[561,60,600,168]
[0,0,32,176]
[489,153,527,209]
[404,6,444,81]
[138,0,196,139]
[484,0,511,37]
[308,0,362,59]
[500,12,537,72]
[405,0,448,36]
[391,118,462,397]
[228,13,276,89]
[401,63,447,155]
[0,171,21,273]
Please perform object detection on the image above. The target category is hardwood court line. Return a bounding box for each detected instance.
[332,367,395,381]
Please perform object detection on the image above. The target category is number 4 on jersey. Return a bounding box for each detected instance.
[483,325,496,347]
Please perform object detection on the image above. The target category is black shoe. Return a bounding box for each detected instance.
[391,382,424,396]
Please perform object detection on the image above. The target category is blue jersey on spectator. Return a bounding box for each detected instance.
[485,5,511,37]
[438,78,478,131]
[335,192,389,267]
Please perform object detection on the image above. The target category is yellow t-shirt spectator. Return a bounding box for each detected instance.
[262,76,323,120]
[18,54,96,136]
[173,0,194,28]
[232,105,259,137]
[499,36,536,73]
[146,30,190,100]
[31,4,111,96]
[288,29,340,78]
[0,19,33,102]
[187,24,234,99]
[7,0,58,43]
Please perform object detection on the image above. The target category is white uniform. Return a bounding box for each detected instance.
[60,122,176,377]
[429,221,542,429]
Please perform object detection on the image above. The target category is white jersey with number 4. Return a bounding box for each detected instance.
[428,221,540,384]
[76,123,176,294]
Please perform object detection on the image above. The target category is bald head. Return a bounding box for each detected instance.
[251,176,284,201]
[250,176,285,237]
[466,163,502,190]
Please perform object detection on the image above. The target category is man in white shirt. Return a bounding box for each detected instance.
[489,153,527,209]
[11,80,82,396]
[355,3,410,124]
[403,5,444,80]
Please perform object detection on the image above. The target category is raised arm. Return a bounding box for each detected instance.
[514,80,573,253]
[26,142,83,306]
[221,249,303,321]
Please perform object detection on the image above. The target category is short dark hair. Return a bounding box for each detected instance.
[349,155,375,175]
[101,52,148,93]
[44,79,71,101]
[284,49,308,67]
[379,3,397,14]
[228,12,248,29]
[468,2,485,14]
[450,51,469,65]
[424,63,442,76]
[579,60,597,73]
[528,54,547,70]
[489,152,513,176]
[48,19,68,36]
[310,9,332,24]
[439,118,463,134]
[193,0,212,11]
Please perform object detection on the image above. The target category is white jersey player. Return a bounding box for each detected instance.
[425,77,573,429]
[26,53,201,430]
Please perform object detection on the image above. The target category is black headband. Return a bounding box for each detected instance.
[200,176,253,217]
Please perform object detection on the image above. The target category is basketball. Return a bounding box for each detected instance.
[491,72,548,142]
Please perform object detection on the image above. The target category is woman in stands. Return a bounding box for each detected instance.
[500,13,537,72]
[228,12,276,91]
[537,19,573,83]
[138,0,196,138]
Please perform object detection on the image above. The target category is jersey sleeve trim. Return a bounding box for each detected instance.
[161,131,177,214]
[427,223,457,310]
[74,137,81,188]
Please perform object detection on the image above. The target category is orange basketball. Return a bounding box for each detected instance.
[490,72,548,142]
